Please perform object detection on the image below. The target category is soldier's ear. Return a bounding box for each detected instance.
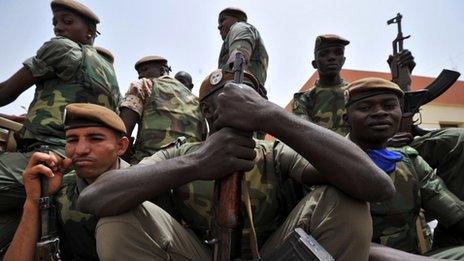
[343,113,350,125]
[341,56,346,67]
[311,60,317,69]
[116,136,130,156]
[200,101,214,119]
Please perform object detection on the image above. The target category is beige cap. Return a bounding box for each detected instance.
[95,46,114,64]
[199,69,260,101]
[345,77,404,107]
[64,103,126,134]
[51,0,99,24]
[134,55,168,70]
[314,34,350,53]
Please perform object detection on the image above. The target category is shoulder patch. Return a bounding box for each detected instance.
[390,146,419,157]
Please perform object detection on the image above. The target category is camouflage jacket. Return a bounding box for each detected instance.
[130,77,205,163]
[139,138,307,256]
[54,159,129,260]
[370,146,464,253]
[218,22,269,85]
[20,37,121,147]
[292,80,349,136]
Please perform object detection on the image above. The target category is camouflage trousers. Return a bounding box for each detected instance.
[411,128,464,248]
[96,186,372,261]
[0,146,66,254]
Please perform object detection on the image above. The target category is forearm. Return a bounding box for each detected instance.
[4,199,39,261]
[0,67,35,106]
[369,243,435,261]
[264,104,395,202]
[78,154,199,217]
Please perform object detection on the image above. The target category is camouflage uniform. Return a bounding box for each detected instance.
[218,22,269,86]
[96,138,373,260]
[0,36,121,253]
[52,160,130,260]
[121,76,204,163]
[370,146,464,252]
[292,80,350,136]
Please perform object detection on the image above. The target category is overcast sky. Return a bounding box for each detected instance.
[1,0,463,116]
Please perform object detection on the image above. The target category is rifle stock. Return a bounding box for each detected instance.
[214,52,246,261]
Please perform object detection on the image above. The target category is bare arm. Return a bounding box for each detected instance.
[214,84,395,202]
[369,243,437,261]
[77,128,256,216]
[0,67,35,106]
[3,152,70,260]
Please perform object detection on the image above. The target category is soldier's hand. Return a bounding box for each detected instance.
[192,127,256,181]
[22,151,72,201]
[387,50,416,72]
[214,83,275,132]
[387,132,414,147]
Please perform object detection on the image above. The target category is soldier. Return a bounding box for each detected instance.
[78,69,396,261]
[293,34,464,248]
[0,0,121,253]
[175,71,194,91]
[3,103,129,260]
[343,78,464,259]
[217,7,268,94]
[119,55,205,163]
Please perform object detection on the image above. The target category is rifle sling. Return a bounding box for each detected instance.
[243,179,260,259]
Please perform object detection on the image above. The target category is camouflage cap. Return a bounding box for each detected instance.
[51,0,100,24]
[95,46,114,64]
[314,34,350,53]
[64,103,126,134]
[134,55,168,70]
[345,77,404,107]
[219,7,247,22]
[199,69,260,101]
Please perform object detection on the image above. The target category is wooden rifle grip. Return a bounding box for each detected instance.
[217,172,242,228]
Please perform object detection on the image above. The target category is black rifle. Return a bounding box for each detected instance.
[387,13,461,136]
[36,145,61,261]
[387,13,411,91]
[212,52,245,261]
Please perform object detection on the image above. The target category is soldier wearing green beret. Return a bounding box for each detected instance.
[342,78,464,260]
[119,56,205,164]
[217,7,269,93]
[0,0,121,253]
[293,33,464,248]
[78,69,396,260]
[3,103,129,260]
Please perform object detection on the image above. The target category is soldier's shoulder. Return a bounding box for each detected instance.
[390,146,419,158]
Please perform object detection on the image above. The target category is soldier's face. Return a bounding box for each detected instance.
[137,62,163,79]
[218,15,237,40]
[346,93,402,148]
[65,127,128,183]
[52,10,93,45]
[313,46,346,77]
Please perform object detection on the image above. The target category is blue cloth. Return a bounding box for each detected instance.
[367,149,403,174]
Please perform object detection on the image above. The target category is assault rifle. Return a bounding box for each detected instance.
[387,13,461,136]
[36,145,61,261]
[212,52,245,261]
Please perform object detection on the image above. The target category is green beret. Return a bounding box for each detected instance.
[64,103,126,134]
[51,0,100,24]
[95,46,114,64]
[314,34,350,53]
[345,77,404,107]
[199,69,261,101]
[219,7,247,22]
[134,55,168,70]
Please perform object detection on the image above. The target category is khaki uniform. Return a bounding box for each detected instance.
[96,139,372,260]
